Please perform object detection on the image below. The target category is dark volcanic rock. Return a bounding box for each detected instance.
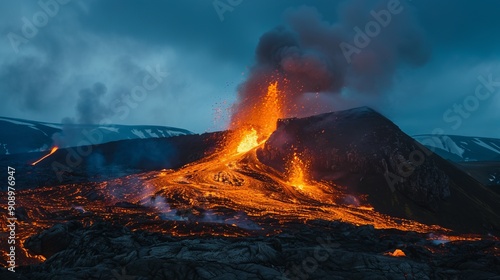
[16,222,500,280]
[258,107,450,210]
[256,107,500,234]
[25,221,82,258]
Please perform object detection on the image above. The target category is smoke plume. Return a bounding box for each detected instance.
[52,82,113,147]
[76,82,111,125]
[231,0,429,126]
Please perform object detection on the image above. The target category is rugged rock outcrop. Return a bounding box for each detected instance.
[12,221,500,279]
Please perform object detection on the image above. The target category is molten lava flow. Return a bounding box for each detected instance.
[3,81,494,268]
[31,146,58,166]
[236,128,259,154]
[287,151,309,190]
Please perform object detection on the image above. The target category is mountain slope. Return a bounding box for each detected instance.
[0,116,193,155]
[258,107,500,233]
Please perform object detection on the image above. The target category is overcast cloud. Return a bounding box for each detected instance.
[0,0,499,137]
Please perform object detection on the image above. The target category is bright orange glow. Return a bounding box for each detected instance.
[287,151,309,190]
[31,146,58,166]
[385,249,406,257]
[10,80,486,267]
[257,81,281,137]
[228,81,283,154]
[236,128,259,154]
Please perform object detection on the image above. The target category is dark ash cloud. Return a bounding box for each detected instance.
[232,0,430,126]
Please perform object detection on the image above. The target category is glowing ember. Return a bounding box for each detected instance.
[385,249,406,257]
[31,146,58,166]
[236,127,259,153]
[287,151,309,190]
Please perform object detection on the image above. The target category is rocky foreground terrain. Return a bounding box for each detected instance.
[0,220,498,280]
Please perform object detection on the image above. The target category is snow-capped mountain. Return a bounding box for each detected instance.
[413,134,500,162]
[0,116,193,155]
[414,134,500,189]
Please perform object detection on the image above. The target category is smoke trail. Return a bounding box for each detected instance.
[76,82,110,125]
[51,82,112,147]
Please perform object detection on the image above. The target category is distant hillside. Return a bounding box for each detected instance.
[413,134,500,162]
[0,116,192,155]
[414,134,500,192]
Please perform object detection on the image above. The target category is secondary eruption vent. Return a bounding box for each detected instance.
[286,151,310,190]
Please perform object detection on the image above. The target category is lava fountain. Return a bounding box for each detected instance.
[286,151,309,190]
[228,81,316,191]
[227,81,283,154]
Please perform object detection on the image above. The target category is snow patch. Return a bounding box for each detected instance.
[131,129,146,138]
[100,126,120,133]
[489,142,500,151]
[2,144,9,155]
[416,136,464,158]
[0,118,32,126]
[473,138,500,154]
[157,129,166,137]
[145,129,159,138]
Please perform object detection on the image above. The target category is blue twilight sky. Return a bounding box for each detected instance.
[0,0,499,137]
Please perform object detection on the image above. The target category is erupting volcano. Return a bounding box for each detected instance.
[2,79,499,279]
[1,4,500,277]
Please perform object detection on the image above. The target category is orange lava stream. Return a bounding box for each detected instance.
[31,146,58,166]
[0,147,485,266]
[236,127,259,154]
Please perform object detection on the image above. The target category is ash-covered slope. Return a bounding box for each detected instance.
[0,116,192,155]
[258,107,500,233]
[258,107,450,210]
